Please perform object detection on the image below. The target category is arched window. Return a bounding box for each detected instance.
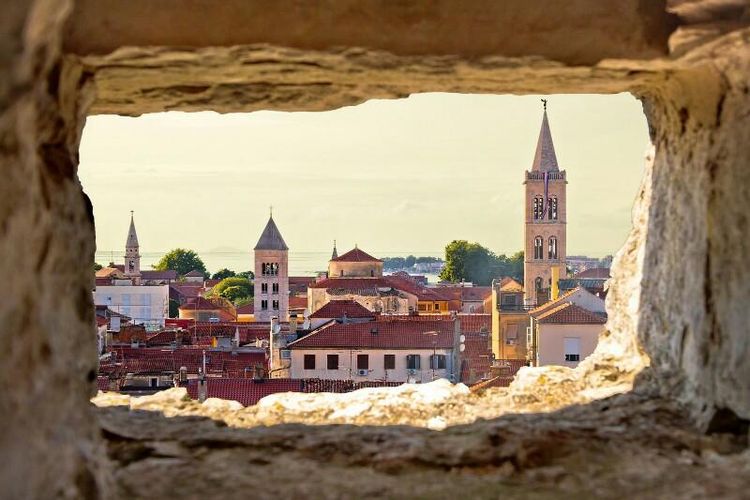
[535,277,543,290]
[533,196,544,220]
[547,197,554,220]
[551,197,558,220]
[548,236,558,260]
[534,236,544,259]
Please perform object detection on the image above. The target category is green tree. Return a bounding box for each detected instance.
[440,240,523,285]
[168,298,180,318]
[210,277,253,304]
[237,270,255,280]
[211,268,236,280]
[93,262,103,271]
[154,248,207,277]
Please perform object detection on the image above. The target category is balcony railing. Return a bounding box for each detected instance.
[525,171,566,181]
[498,303,536,312]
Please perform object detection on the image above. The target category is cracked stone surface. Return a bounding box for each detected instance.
[2,1,749,497]
[98,391,750,499]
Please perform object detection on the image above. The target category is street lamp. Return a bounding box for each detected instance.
[423,330,439,381]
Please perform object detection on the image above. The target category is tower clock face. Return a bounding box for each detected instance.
[129,260,135,271]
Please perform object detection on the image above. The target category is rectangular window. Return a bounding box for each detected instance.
[384,354,395,370]
[261,283,268,294]
[272,300,279,310]
[327,354,339,370]
[261,300,268,310]
[506,323,518,339]
[417,304,426,312]
[303,354,315,370]
[272,283,279,294]
[406,354,421,370]
[357,354,369,370]
[434,303,441,311]
[564,337,581,362]
[429,354,447,370]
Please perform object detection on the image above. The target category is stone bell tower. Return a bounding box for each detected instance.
[523,101,567,306]
[253,210,289,322]
[124,211,141,285]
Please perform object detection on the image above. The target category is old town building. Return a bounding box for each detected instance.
[253,213,289,322]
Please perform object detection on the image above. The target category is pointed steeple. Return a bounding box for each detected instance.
[126,211,139,248]
[254,215,288,251]
[331,239,338,260]
[530,102,559,172]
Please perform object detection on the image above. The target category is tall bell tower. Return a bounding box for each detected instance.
[124,211,141,285]
[524,101,567,305]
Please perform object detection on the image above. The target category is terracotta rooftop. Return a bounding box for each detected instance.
[184,270,205,277]
[536,302,607,325]
[141,269,178,281]
[330,247,381,263]
[499,277,524,293]
[308,300,375,319]
[186,378,302,406]
[289,318,455,349]
[178,297,224,310]
[573,267,611,279]
[289,296,308,310]
[460,286,492,302]
[236,302,254,314]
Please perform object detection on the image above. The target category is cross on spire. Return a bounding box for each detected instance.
[269,205,273,218]
[541,98,547,111]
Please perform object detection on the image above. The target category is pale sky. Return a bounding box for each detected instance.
[79,93,649,258]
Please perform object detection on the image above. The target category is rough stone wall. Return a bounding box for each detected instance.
[634,34,750,426]
[0,1,105,497]
[1,1,749,497]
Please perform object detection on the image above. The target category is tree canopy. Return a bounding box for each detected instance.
[154,248,207,277]
[439,240,523,285]
[236,270,255,280]
[210,277,253,304]
[211,268,236,280]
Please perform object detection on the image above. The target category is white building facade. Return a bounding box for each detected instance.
[288,348,453,383]
[93,285,169,329]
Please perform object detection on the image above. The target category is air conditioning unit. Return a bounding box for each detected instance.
[357,369,368,376]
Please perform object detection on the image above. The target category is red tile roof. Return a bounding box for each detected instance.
[309,300,375,319]
[289,296,308,310]
[460,286,492,302]
[536,302,607,324]
[141,270,178,281]
[236,302,254,314]
[186,378,302,406]
[289,276,316,294]
[289,318,455,349]
[104,347,267,376]
[178,297,224,311]
[310,275,459,305]
[573,267,611,279]
[330,247,382,263]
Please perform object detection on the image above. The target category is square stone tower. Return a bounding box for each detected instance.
[524,105,567,305]
[253,214,289,322]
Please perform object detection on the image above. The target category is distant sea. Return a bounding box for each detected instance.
[95,250,444,283]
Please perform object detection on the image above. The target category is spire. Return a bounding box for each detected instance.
[126,211,139,248]
[331,239,338,260]
[254,215,288,251]
[530,101,559,172]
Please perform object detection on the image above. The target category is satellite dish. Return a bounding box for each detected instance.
[459,334,466,343]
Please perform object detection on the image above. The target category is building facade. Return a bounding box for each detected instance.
[524,106,567,306]
[93,285,169,329]
[253,214,289,322]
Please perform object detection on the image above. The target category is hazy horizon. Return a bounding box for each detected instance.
[79,92,649,260]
